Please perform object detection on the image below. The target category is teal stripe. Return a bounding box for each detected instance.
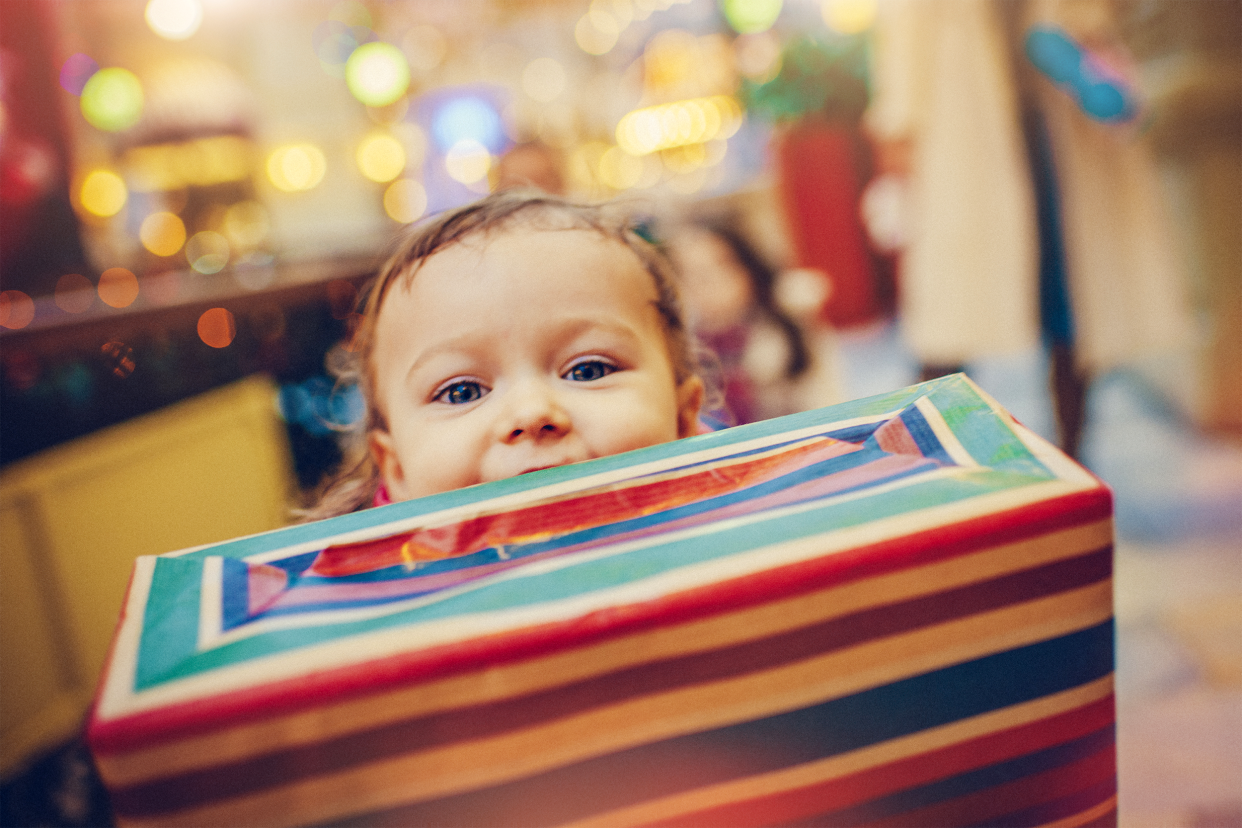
[135,466,1051,689]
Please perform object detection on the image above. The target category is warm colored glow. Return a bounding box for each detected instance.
[444,139,491,184]
[735,32,783,82]
[522,58,567,103]
[79,169,128,216]
[615,96,742,155]
[356,132,406,182]
[55,274,96,313]
[721,0,783,34]
[345,42,410,107]
[60,53,99,95]
[401,25,447,74]
[0,291,35,330]
[186,231,230,274]
[266,144,326,192]
[328,0,372,28]
[101,341,136,378]
[822,0,877,34]
[98,267,140,308]
[139,211,187,256]
[145,0,202,40]
[127,136,252,191]
[598,146,644,190]
[383,178,427,223]
[80,67,144,132]
[575,12,619,55]
[223,201,270,250]
[197,308,236,348]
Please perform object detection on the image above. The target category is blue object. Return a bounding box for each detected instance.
[1025,26,1135,123]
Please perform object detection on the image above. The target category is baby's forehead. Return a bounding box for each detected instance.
[401,222,646,286]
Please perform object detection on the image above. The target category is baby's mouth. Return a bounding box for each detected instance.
[519,463,563,476]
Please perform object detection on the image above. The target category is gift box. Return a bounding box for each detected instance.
[87,375,1117,827]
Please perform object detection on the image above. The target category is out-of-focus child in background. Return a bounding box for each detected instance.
[303,190,704,519]
[665,218,841,426]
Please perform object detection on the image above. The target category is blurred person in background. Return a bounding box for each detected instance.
[864,0,1191,458]
[665,217,840,426]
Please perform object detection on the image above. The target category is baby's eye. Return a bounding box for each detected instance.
[564,359,616,382]
[433,380,486,405]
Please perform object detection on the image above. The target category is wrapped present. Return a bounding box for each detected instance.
[87,375,1117,827]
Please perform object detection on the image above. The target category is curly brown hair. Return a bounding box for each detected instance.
[300,189,704,521]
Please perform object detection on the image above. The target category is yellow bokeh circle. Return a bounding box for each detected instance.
[80,67,144,132]
[267,144,327,192]
[383,178,428,223]
[139,211,187,256]
[356,133,406,182]
[345,42,410,108]
[79,169,128,217]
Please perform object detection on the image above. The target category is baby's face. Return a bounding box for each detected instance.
[369,227,703,502]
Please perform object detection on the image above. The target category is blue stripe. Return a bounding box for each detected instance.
[332,621,1115,828]
[247,449,943,617]
[221,559,251,631]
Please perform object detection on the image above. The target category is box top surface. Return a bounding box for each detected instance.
[89,375,1108,746]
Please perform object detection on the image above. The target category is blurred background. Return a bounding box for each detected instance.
[0,0,1238,825]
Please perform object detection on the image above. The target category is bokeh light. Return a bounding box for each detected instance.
[0,291,35,330]
[101,341,136,378]
[432,96,504,153]
[145,0,203,40]
[615,96,742,155]
[266,144,327,192]
[383,178,428,223]
[60,53,99,95]
[445,139,491,184]
[721,0,783,34]
[522,58,567,103]
[80,67,144,132]
[55,274,96,313]
[79,169,128,217]
[197,308,236,348]
[575,12,619,55]
[139,211,187,256]
[822,0,877,33]
[185,231,230,274]
[735,32,783,82]
[98,268,140,308]
[345,42,410,107]
[314,20,375,77]
[223,200,270,250]
[127,136,252,192]
[356,132,406,182]
[598,146,644,190]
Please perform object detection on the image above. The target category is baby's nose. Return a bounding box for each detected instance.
[496,380,571,443]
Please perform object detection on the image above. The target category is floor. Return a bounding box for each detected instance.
[835,321,1242,828]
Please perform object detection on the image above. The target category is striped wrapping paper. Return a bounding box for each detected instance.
[87,375,1117,827]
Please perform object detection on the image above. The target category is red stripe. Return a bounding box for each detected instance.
[99,549,1112,818]
[90,488,1110,755]
[311,439,853,576]
[858,744,1116,828]
[639,694,1115,828]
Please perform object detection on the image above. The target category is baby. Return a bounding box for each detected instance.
[307,190,705,518]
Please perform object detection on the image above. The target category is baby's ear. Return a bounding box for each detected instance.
[369,430,409,502]
[676,375,705,439]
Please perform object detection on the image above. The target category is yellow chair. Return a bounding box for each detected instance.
[0,375,296,776]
